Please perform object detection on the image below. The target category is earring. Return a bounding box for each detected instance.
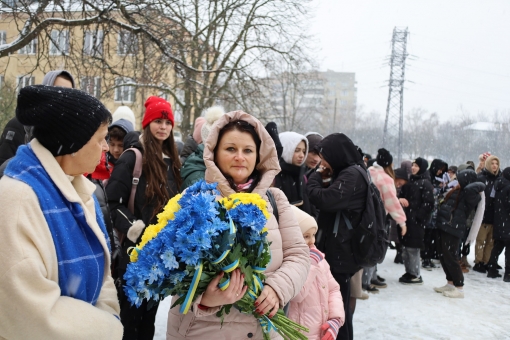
[71,153,76,157]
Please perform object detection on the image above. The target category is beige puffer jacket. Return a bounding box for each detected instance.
[166,111,310,339]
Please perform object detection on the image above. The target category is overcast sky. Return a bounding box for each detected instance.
[310,0,510,122]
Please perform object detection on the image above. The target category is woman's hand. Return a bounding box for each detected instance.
[399,198,409,207]
[400,224,407,236]
[199,269,247,308]
[254,284,280,318]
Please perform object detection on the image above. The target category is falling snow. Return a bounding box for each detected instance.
[153,249,509,340]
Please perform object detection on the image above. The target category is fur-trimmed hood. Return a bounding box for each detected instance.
[203,110,281,196]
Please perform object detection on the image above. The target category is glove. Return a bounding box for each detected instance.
[310,248,324,265]
[127,220,145,243]
[321,319,342,340]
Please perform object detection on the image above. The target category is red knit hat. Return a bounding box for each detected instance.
[142,96,174,129]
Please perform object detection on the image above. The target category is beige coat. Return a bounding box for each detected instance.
[0,140,123,340]
[166,111,310,339]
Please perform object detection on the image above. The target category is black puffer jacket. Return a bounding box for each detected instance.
[436,170,485,239]
[179,135,198,164]
[398,172,434,248]
[274,160,314,216]
[105,141,180,271]
[493,169,510,241]
[477,168,501,224]
[307,133,367,274]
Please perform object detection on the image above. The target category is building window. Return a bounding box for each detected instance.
[117,31,138,55]
[18,38,37,54]
[81,76,101,98]
[0,31,6,45]
[49,29,70,55]
[17,75,35,91]
[342,90,348,96]
[83,30,103,56]
[114,78,136,102]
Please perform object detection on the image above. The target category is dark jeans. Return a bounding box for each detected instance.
[332,272,354,340]
[421,228,438,260]
[436,230,464,287]
[487,239,510,274]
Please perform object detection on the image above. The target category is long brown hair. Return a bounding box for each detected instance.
[142,126,182,219]
[214,119,261,192]
[383,164,395,180]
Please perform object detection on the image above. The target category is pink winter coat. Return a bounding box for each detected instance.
[287,248,345,340]
[166,111,310,340]
[369,164,407,227]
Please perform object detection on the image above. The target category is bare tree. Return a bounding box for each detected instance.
[0,0,314,135]
[0,79,17,130]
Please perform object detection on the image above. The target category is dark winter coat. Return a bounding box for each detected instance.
[398,172,434,248]
[87,177,118,261]
[0,117,25,165]
[477,168,501,224]
[105,141,179,271]
[493,173,510,241]
[179,135,198,164]
[181,143,206,190]
[307,133,367,274]
[429,159,448,186]
[274,160,315,216]
[436,170,485,239]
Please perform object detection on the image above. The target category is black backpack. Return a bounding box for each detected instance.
[333,165,388,267]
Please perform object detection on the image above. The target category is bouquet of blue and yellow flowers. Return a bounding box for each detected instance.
[123,180,308,340]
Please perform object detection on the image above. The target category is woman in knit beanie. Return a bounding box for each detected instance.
[0,85,123,339]
[106,96,182,339]
[397,156,434,285]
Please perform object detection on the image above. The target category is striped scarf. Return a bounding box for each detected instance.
[5,144,108,305]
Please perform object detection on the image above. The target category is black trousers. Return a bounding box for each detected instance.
[422,228,438,260]
[436,230,464,287]
[332,272,354,340]
[487,239,510,274]
[118,266,159,340]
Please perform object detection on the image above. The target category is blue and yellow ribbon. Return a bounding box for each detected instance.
[211,218,237,265]
[218,278,230,291]
[221,258,240,273]
[179,261,203,314]
[251,266,266,273]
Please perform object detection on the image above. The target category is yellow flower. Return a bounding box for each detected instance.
[130,193,182,262]
[219,192,270,220]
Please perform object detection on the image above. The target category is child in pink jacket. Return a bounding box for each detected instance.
[288,206,345,340]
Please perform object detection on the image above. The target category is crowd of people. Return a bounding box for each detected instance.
[0,69,508,340]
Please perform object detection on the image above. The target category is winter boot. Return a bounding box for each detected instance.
[362,284,379,294]
[422,259,437,271]
[459,260,469,273]
[433,284,455,293]
[377,275,386,283]
[473,262,487,273]
[487,267,502,278]
[461,255,472,269]
[399,273,424,285]
[443,288,464,299]
[370,279,387,288]
[503,273,510,283]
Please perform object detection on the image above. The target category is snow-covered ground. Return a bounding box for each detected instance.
[154,249,510,340]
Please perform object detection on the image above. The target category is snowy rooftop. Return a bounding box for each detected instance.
[463,122,506,132]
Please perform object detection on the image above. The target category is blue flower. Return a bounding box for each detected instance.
[161,249,179,270]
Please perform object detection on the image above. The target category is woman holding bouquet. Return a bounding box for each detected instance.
[106,96,181,340]
[166,111,310,339]
[0,86,123,339]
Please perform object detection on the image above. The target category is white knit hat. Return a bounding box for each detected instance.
[112,106,136,129]
[290,205,317,234]
[201,106,225,143]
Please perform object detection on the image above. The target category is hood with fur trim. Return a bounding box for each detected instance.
[485,155,501,175]
[279,131,308,165]
[203,111,280,197]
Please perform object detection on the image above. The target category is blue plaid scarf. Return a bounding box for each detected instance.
[5,144,108,305]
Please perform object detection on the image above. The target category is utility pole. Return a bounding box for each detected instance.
[383,27,409,165]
